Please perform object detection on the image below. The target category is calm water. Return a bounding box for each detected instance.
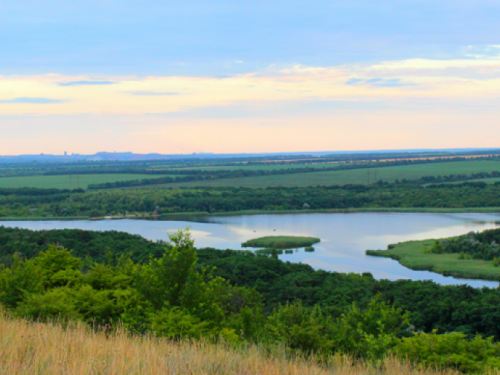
[2,212,500,288]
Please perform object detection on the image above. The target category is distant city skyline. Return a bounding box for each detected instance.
[1,1,499,154]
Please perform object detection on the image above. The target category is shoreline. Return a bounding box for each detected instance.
[2,206,500,221]
[367,240,500,283]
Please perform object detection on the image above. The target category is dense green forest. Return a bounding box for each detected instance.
[1,227,500,372]
[0,226,499,339]
[2,181,500,218]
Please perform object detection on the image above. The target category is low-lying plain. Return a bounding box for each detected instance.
[366,239,500,281]
[0,173,155,189]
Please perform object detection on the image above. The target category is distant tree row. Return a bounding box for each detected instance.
[2,182,500,218]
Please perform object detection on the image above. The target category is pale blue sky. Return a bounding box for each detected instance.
[2,0,499,75]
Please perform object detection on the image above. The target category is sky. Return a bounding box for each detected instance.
[1,0,500,155]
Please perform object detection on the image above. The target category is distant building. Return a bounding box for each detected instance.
[29,208,38,215]
[64,151,68,156]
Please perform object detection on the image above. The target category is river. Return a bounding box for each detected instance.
[2,212,500,288]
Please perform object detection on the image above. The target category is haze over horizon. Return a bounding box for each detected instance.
[1,0,500,155]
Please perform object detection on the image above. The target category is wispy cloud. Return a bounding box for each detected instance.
[58,81,115,86]
[346,78,416,87]
[0,97,64,104]
[127,91,182,96]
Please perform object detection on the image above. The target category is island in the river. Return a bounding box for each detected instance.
[242,235,320,249]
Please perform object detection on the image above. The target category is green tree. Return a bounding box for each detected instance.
[333,295,410,360]
[396,331,500,373]
[0,256,44,309]
[266,301,334,354]
[134,229,199,309]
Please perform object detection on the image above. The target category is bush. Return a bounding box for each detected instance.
[430,241,445,254]
[396,331,500,373]
[149,307,209,340]
[333,295,410,361]
[266,301,333,354]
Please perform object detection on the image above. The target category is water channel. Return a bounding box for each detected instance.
[2,212,500,288]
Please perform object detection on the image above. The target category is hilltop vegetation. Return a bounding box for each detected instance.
[2,229,500,336]
[1,313,473,375]
[3,229,500,372]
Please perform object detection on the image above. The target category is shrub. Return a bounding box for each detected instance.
[266,301,333,354]
[395,331,500,373]
[333,295,410,361]
[149,307,209,340]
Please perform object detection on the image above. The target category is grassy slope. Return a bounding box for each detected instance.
[366,239,500,281]
[141,160,500,188]
[242,236,321,249]
[0,313,464,375]
[0,174,157,189]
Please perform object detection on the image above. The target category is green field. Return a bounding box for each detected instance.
[242,235,321,249]
[139,160,500,188]
[154,162,346,172]
[366,239,500,281]
[0,174,156,189]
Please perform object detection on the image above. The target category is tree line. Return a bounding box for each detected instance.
[2,181,500,218]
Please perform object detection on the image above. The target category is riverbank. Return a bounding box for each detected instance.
[367,239,500,282]
[0,216,90,221]
[2,206,500,222]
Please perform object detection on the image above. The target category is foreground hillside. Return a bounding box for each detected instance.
[0,312,466,375]
[3,228,500,373]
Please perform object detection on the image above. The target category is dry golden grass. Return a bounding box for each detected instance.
[0,312,492,375]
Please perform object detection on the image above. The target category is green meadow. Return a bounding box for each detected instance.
[142,160,500,188]
[155,162,344,172]
[366,239,500,281]
[0,174,155,189]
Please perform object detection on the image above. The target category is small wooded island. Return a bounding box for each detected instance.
[242,235,320,249]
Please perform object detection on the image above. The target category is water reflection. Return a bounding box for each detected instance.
[2,212,500,288]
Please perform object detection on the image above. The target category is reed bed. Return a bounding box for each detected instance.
[0,313,489,375]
